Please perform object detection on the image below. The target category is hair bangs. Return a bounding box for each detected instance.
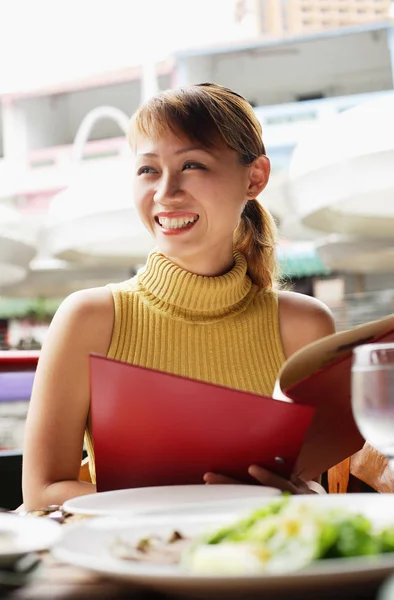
[128,90,224,150]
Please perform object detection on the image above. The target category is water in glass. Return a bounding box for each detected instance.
[352,343,394,467]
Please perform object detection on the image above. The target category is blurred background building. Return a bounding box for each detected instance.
[235,0,392,36]
[0,0,393,350]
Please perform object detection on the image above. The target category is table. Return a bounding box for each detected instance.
[2,512,394,600]
[2,551,392,600]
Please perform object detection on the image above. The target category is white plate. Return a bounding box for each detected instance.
[63,484,280,517]
[0,513,61,567]
[54,494,394,597]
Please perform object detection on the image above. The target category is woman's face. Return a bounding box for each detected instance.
[132,130,266,274]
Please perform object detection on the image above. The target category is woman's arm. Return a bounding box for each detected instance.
[279,290,336,493]
[22,287,114,510]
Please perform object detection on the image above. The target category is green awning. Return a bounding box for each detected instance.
[0,298,63,319]
[277,246,331,279]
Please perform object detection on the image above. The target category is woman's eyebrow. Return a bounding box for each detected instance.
[137,146,210,158]
[174,146,208,155]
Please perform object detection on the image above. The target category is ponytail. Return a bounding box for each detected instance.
[233,199,279,290]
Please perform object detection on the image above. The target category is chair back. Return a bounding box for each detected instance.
[328,443,394,493]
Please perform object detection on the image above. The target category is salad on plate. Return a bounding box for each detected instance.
[112,496,394,575]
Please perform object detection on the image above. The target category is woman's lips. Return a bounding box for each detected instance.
[155,212,199,219]
[154,213,199,236]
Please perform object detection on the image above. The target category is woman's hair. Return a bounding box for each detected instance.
[128,82,279,290]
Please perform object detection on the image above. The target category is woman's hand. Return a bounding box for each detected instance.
[203,465,326,494]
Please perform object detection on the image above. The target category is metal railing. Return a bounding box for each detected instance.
[330,289,394,331]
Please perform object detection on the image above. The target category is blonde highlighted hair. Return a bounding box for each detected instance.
[128,83,279,290]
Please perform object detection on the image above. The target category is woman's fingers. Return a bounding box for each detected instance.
[248,465,294,491]
[203,467,317,494]
[248,465,313,495]
[203,472,241,485]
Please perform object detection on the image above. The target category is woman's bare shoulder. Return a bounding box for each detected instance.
[55,286,114,319]
[277,290,336,359]
[41,286,115,359]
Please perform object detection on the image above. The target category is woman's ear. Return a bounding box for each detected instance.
[247,155,270,198]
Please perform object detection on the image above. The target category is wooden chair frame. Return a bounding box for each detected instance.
[328,443,394,494]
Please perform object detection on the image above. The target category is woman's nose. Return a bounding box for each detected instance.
[153,174,182,204]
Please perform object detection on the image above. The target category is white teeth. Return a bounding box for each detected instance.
[157,216,198,229]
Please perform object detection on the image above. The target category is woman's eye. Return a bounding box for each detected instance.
[137,166,156,175]
[183,162,205,171]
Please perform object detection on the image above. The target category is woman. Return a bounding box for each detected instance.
[22,83,335,509]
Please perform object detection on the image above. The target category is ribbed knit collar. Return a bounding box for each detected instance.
[137,250,253,314]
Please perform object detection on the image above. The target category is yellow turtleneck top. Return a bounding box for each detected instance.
[84,250,286,484]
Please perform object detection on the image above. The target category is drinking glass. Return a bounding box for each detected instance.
[351,342,394,470]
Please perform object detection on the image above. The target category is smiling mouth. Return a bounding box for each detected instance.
[155,215,199,230]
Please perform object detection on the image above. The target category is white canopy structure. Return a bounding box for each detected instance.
[43,106,155,267]
[315,235,394,274]
[1,258,132,298]
[288,93,394,272]
[0,206,37,287]
[289,93,394,238]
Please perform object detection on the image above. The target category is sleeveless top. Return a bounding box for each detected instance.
[84,250,286,483]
